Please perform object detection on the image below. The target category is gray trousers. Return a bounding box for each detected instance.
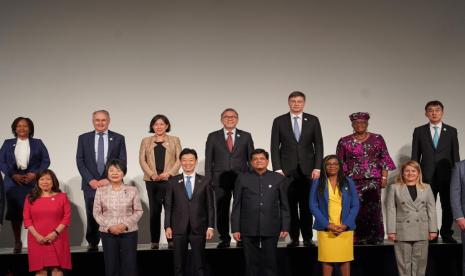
[394,240,428,276]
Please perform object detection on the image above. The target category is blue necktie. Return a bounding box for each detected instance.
[97,132,105,175]
[185,176,193,199]
[293,116,301,142]
[433,126,439,149]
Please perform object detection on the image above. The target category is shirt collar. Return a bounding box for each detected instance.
[290,113,303,119]
[95,130,109,135]
[429,122,443,129]
[223,128,236,135]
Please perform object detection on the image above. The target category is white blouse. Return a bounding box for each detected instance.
[14,138,30,170]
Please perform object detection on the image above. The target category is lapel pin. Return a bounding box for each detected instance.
[178,179,183,183]
[304,118,308,121]
[237,134,240,138]
[109,137,113,141]
[269,185,272,188]
[12,144,16,147]
[443,128,447,132]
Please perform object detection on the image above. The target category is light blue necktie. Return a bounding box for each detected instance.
[185,176,193,199]
[97,132,105,175]
[293,116,301,142]
[433,126,439,149]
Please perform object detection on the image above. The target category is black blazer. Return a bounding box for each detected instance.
[0,175,4,225]
[76,130,127,194]
[164,174,215,235]
[231,170,290,237]
[205,129,254,184]
[270,112,323,175]
[411,123,460,183]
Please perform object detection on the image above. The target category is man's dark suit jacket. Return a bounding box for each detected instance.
[0,138,50,191]
[412,123,460,184]
[164,174,215,235]
[231,170,290,236]
[205,129,254,185]
[76,130,127,194]
[270,112,323,175]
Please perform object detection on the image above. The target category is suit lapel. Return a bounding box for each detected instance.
[107,130,114,158]
[192,174,202,198]
[177,176,190,200]
[285,113,298,143]
[218,129,230,153]
[231,129,242,153]
[88,132,98,168]
[422,124,435,150]
[401,185,415,206]
[436,124,448,151]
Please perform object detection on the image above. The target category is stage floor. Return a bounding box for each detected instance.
[0,240,461,276]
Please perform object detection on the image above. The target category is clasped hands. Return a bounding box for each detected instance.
[108,224,128,235]
[150,172,171,182]
[327,223,347,236]
[12,172,36,185]
[89,179,110,189]
[34,231,58,244]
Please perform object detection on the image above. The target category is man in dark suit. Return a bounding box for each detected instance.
[412,100,460,243]
[165,148,215,276]
[205,108,254,248]
[76,110,127,251]
[450,160,465,275]
[232,149,289,276]
[270,91,323,247]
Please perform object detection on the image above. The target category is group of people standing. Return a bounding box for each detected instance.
[0,91,462,276]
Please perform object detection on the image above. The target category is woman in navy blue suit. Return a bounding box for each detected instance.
[0,117,50,253]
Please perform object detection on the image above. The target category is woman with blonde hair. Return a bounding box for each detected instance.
[386,160,437,276]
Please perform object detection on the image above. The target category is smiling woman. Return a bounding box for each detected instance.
[386,161,438,276]
[93,159,143,276]
[23,170,72,275]
[0,117,50,254]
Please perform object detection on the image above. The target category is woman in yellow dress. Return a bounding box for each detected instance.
[310,155,360,276]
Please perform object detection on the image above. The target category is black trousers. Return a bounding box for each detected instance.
[100,231,138,276]
[430,178,453,238]
[242,236,279,276]
[214,170,239,242]
[287,166,313,242]
[173,231,207,276]
[145,180,168,243]
[84,193,100,246]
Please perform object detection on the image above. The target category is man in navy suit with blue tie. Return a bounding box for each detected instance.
[76,110,127,251]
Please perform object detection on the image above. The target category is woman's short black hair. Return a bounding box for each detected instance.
[11,117,34,138]
[149,114,171,133]
[105,159,127,175]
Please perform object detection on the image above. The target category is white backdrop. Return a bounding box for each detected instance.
[0,0,464,247]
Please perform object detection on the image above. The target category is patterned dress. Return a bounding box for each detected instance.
[336,133,395,244]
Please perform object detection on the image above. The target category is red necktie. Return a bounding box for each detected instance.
[226,132,233,152]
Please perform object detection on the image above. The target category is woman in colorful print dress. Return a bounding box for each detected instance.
[336,112,396,244]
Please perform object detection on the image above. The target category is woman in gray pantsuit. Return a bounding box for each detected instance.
[386,160,438,276]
